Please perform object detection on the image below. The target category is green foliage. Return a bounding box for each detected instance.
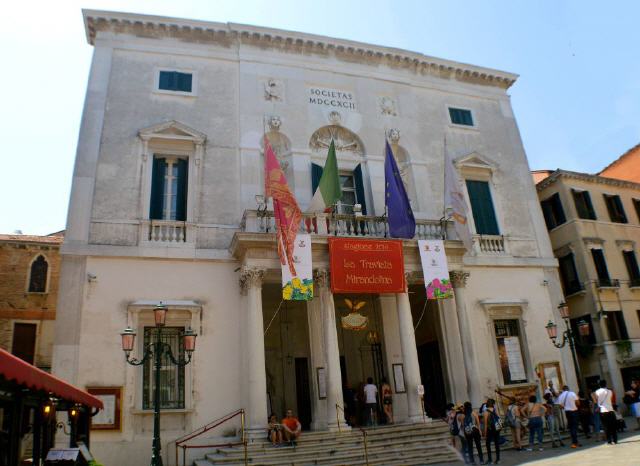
[615,339,632,358]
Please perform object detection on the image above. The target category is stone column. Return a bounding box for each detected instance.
[450,270,481,407]
[396,276,423,423]
[315,269,348,431]
[438,298,469,403]
[240,267,268,436]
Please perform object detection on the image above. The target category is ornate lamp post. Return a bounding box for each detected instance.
[545,302,589,391]
[121,303,197,466]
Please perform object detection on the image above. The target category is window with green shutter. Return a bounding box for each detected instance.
[158,71,193,93]
[571,189,596,220]
[540,193,566,230]
[150,156,188,221]
[603,194,627,223]
[465,180,499,235]
[449,108,474,126]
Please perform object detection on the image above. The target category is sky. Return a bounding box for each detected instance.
[2,0,639,235]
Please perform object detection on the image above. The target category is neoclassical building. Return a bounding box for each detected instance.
[53,9,569,464]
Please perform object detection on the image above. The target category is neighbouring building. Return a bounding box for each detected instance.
[536,170,640,399]
[0,232,63,370]
[599,143,640,183]
[53,10,569,464]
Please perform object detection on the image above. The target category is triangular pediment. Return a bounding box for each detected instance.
[454,152,497,170]
[138,120,206,143]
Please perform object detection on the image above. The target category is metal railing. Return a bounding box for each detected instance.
[172,408,246,466]
[336,404,369,466]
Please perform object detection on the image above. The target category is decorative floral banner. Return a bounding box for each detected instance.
[282,234,313,300]
[418,240,453,299]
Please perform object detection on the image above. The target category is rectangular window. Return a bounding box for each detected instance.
[338,172,357,215]
[540,193,567,230]
[143,327,185,409]
[623,250,640,287]
[591,248,612,286]
[605,311,629,341]
[558,252,583,295]
[158,71,193,93]
[634,199,640,223]
[603,194,628,223]
[150,156,188,221]
[570,314,596,346]
[571,189,596,220]
[494,319,528,385]
[449,107,474,126]
[466,180,500,235]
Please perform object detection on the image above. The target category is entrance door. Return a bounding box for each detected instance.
[294,358,312,430]
[11,323,37,364]
[417,342,447,418]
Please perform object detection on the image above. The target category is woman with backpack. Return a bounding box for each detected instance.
[482,398,501,464]
[446,403,461,451]
[505,400,523,451]
[462,401,484,464]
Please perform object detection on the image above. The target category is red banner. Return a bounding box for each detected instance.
[328,238,406,294]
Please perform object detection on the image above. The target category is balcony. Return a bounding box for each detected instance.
[143,220,188,243]
[597,278,620,289]
[473,234,507,255]
[241,210,445,239]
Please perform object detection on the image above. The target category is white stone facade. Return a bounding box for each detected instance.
[53,10,569,465]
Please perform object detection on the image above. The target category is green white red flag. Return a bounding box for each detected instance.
[264,135,302,276]
[307,139,341,212]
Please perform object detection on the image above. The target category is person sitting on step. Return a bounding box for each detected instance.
[282,409,302,445]
[267,414,283,447]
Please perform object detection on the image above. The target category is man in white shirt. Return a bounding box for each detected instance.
[595,380,618,445]
[558,385,580,447]
[363,377,378,426]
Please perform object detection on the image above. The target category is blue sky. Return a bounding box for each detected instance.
[2,0,639,235]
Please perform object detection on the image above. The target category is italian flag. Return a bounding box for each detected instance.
[308,140,341,212]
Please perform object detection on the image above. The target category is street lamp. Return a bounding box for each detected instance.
[120,303,197,466]
[545,302,589,392]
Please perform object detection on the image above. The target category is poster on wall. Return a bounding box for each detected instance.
[418,240,453,299]
[87,387,121,430]
[504,336,527,381]
[328,238,405,294]
[281,234,313,300]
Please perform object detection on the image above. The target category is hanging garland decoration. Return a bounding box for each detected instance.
[341,298,369,331]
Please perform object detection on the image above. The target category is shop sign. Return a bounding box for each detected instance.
[328,238,405,293]
[418,239,453,299]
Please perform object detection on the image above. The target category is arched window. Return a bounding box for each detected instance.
[28,255,48,293]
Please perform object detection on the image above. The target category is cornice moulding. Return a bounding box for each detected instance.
[536,169,640,192]
[83,9,518,89]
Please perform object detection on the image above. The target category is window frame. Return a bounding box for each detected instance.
[558,252,583,296]
[590,248,612,285]
[603,194,628,223]
[493,318,529,386]
[25,254,50,294]
[148,153,191,223]
[623,250,640,284]
[604,311,629,341]
[447,106,476,128]
[153,68,197,97]
[540,192,567,230]
[142,326,186,410]
[633,198,640,223]
[571,189,597,220]
[465,179,501,235]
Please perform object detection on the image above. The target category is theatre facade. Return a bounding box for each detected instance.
[54,9,570,464]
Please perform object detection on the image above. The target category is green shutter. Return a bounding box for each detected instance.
[353,164,367,215]
[149,158,166,219]
[465,180,499,235]
[311,163,323,195]
[583,191,596,219]
[591,249,611,281]
[175,159,188,221]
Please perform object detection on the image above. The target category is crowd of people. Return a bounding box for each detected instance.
[446,378,640,465]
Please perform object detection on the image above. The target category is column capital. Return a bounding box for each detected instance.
[314,269,330,288]
[404,271,422,287]
[449,270,470,288]
[240,266,266,295]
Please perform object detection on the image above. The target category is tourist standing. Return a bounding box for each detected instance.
[363,377,378,426]
[483,399,501,465]
[543,393,563,447]
[506,400,523,451]
[446,403,461,451]
[558,385,580,448]
[625,379,640,431]
[381,377,394,425]
[462,401,484,464]
[578,391,592,439]
[524,395,545,451]
[595,380,617,445]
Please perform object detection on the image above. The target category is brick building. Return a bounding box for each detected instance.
[0,232,63,370]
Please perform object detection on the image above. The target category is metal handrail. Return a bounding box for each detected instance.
[173,408,246,466]
[335,404,369,466]
[335,403,345,433]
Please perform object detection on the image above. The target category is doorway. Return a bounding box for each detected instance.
[11,323,37,364]
[294,358,312,430]
[417,342,447,417]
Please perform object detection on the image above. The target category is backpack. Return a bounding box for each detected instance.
[448,413,460,436]
[490,410,503,432]
[463,413,475,435]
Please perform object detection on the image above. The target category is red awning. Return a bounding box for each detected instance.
[0,348,103,409]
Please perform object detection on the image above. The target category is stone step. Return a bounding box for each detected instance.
[197,422,458,466]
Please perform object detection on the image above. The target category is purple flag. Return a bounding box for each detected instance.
[385,140,415,238]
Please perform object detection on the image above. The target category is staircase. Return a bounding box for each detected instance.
[195,422,461,466]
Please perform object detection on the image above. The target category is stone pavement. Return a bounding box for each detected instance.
[437,429,640,465]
